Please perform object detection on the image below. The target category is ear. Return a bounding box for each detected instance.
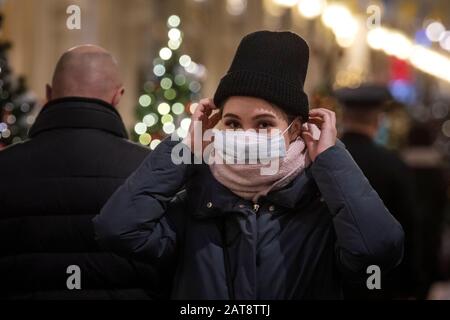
[46,84,52,102]
[111,86,125,107]
[289,117,303,142]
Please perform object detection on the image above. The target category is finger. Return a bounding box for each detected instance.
[199,98,217,115]
[194,104,211,126]
[317,108,336,128]
[199,98,214,106]
[198,101,212,117]
[193,103,205,119]
[319,108,336,127]
[330,110,336,128]
[309,109,332,129]
[208,112,222,128]
[301,131,316,149]
[307,117,325,128]
[309,108,333,118]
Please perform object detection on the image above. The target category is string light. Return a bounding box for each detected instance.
[439,31,450,51]
[143,113,157,127]
[189,81,201,93]
[179,55,191,67]
[164,88,177,100]
[180,118,191,131]
[6,115,16,124]
[150,139,161,150]
[321,3,359,48]
[298,1,450,83]
[168,38,182,50]
[134,14,205,144]
[442,120,450,138]
[273,0,298,8]
[425,21,445,42]
[226,0,247,16]
[139,133,152,145]
[139,94,152,107]
[153,64,166,76]
[297,0,326,19]
[157,102,171,115]
[168,28,182,42]
[172,102,185,115]
[160,77,173,89]
[134,122,147,135]
[176,127,188,138]
[159,47,172,60]
[174,74,186,85]
[161,114,174,124]
[20,103,30,112]
[167,15,181,28]
[26,115,35,125]
[163,122,176,134]
[1,129,11,138]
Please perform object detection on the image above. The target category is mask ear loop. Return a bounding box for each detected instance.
[285,116,303,143]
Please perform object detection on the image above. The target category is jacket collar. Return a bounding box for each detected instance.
[264,167,318,208]
[28,96,128,139]
[187,163,318,218]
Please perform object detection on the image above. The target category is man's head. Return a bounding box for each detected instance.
[341,106,384,138]
[335,84,392,138]
[46,45,124,106]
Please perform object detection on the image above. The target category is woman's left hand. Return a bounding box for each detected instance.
[301,108,337,162]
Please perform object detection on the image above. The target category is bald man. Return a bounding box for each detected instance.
[46,45,125,105]
[0,45,170,299]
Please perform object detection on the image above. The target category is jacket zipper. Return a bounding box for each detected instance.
[253,203,260,213]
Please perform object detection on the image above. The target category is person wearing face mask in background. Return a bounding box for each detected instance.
[93,31,404,299]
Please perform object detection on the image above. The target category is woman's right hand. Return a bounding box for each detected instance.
[182,98,221,157]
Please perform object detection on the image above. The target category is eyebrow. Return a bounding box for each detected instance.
[252,113,276,121]
[222,113,240,119]
[222,112,277,120]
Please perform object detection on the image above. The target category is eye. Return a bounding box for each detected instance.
[258,121,275,129]
[224,120,241,129]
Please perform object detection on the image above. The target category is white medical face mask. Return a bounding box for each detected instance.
[213,121,295,164]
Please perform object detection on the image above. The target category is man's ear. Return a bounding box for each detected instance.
[46,84,52,102]
[111,86,125,107]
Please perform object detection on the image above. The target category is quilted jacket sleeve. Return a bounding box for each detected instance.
[310,140,405,278]
[92,138,193,265]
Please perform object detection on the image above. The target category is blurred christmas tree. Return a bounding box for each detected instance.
[0,12,36,149]
[133,14,205,150]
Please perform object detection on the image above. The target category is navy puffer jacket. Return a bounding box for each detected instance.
[93,138,404,299]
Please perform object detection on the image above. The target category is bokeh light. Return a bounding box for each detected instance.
[157,102,171,115]
[139,94,152,107]
[139,133,152,145]
[159,47,172,60]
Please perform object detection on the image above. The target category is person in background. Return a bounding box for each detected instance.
[336,84,418,299]
[402,122,449,296]
[0,45,168,299]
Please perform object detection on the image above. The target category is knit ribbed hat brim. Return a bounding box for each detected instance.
[214,70,309,122]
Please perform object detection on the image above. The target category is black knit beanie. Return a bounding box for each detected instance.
[214,30,310,122]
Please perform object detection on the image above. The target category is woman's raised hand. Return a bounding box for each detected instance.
[183,98,221,156]
[301,108,337,162]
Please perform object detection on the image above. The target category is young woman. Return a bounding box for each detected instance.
[93,31,404,299]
